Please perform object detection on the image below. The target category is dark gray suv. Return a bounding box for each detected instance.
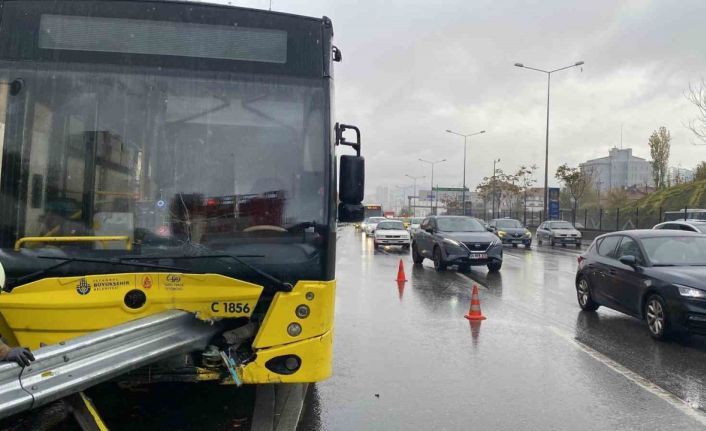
[411,216,503,272]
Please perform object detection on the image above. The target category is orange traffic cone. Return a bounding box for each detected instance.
[464,285,486,320]
[396,259,407,282]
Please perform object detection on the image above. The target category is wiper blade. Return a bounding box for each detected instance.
[120,254,293,292]
[10,256,193,289]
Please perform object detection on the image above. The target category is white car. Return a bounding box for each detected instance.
[363,217,387,236]
[536,220,582,247]
[373,220,411,249]
[408,217,424,234]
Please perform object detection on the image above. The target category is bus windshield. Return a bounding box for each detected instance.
[0,63,328,284]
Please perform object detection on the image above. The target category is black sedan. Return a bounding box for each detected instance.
[575,230,706,340]
[412,216,503,272]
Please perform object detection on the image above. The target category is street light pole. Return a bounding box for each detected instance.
[446,129,485,215]
[419,158,446,215]
[492,158,500,218]
[405,174,425,217]
[514,60,584,218]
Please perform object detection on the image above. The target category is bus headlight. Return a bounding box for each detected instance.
[0,261,4,290]
[287,322,303,337]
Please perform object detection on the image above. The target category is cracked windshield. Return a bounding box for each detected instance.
[1,1,706,431]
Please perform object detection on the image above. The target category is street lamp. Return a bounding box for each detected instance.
[491,158,500,218]
[446,129,486,215]
[514,60,584,219]
[419,158,446,215]
[405,174,426,216]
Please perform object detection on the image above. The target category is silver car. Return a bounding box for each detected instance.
[536,220,582,247]
[653,220,706,233]
[363,217,387,236]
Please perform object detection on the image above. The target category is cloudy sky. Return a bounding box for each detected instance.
[213,0,706,197]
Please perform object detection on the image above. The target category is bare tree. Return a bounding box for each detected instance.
[555,164,592,221]
[686,79,706,143]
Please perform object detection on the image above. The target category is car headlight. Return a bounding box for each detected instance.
[490,238,501,246]
[497,230,506,237]
[443,238,460,246]
[677,284,706,298]
[525,230,532,238]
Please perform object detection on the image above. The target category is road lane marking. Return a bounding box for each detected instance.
[550,326,706,425]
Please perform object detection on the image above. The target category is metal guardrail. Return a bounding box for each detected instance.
[0,310,221,419]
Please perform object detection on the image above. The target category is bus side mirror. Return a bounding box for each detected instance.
[338,155,365,223]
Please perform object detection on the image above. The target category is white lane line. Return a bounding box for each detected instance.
[550,326,706,425]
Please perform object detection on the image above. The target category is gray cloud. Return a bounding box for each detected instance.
[210,0,706,196]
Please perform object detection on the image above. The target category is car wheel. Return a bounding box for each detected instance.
[576,277,599,311]
[525,241,532,248]
[373,241,380,249]
[402,244,410,251]
[538,237,543,245]
[576,242,581,248]
[433,247,446,271]
[411,243,424,264]
[550,237,555,246]
[512,243,518,248]
[645,295,670,340]
[458,264,470,273]
[487,261,502,272]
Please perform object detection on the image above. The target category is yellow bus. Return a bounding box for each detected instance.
[0,0,363,388]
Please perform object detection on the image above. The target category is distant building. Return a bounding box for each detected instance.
[669,167,694,184]
[580,148,652,192]
[373,186,390,209]
[523,187,544,212]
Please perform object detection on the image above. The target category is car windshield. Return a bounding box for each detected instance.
[436,217,485,232]
[642,236,706,266]
[369,217,386,223]
[410,218,423,224]
[376,221,404,230]
[549,222,574,229]
[693,224,706,233]
[496,220,523,229]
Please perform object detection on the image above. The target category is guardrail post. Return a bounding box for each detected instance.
[584,209,588,229]
[616,208,620,230]
[599,208,603,231]
[635,208,639,229]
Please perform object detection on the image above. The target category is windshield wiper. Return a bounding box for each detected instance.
[10,256,193,289]
[119,253,293,292]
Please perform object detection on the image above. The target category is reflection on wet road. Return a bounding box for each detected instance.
[298,227,706,430]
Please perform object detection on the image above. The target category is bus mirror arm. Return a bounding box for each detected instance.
[335,123,361,156]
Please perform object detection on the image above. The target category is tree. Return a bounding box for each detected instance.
[686,80,706,143]
[555,164,591,221]
[515,165,538,215]
[475,169,521,217]
[605,188,628,209]
[694,162,706,182]
[648,127,671,189]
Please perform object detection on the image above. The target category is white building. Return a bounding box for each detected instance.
[669,167,694,184]
[580,148,652,192]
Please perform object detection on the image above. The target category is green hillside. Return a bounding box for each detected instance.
[624,179,706,219]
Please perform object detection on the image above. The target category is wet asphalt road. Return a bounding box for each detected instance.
[298,227,706,430]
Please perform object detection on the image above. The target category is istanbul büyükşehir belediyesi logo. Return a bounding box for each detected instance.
[76,278,91,295]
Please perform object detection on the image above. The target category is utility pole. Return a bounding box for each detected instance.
[491,158,500,219]
[419,158,446,215]
[405,174,425,217]
[446,129,486,215]
[514,60,585,218]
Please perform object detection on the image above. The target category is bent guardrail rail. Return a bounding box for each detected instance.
[0,310,221,419]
